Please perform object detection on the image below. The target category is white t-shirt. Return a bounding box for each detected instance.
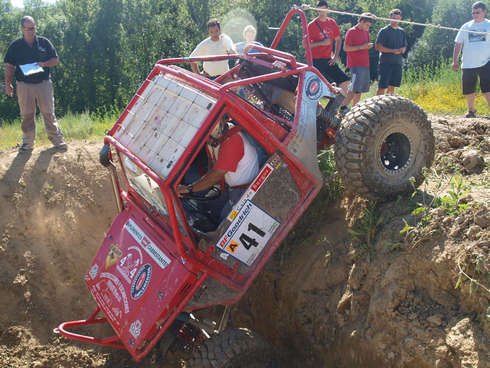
[455,19,490,69]
[190,34,236,76]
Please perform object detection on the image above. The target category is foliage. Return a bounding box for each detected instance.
[0,0,479,124]
[408,0,476,69]
[348,201,383,260]
[400,173,473,248]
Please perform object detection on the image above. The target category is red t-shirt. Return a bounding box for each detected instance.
[214,133,244,172]
[307,17,340,59]
[344,25,370,68]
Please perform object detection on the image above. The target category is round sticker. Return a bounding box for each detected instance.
[306,76,323,100]
[131,264,152,300]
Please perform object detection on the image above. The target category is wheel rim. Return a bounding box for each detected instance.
[380,132,411,171]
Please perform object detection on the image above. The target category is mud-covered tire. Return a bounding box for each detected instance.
[334,95,435,199]
[185,328,274,368]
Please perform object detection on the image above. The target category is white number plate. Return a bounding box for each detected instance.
[217,200,280,266]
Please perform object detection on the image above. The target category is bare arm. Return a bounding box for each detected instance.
[452,42,463,70]
[333,36,341,59]
[177,168,226,195]
[375,43,403,54]
[4,63,15,97]
[344,42,374,52]
[38,57,59,68]
[191,62,200,74]
[308,38,332,49]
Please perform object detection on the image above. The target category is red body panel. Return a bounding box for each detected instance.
[85,206,197,356]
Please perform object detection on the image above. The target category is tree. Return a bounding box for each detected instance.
[408,0,475,69]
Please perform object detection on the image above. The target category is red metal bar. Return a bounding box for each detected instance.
[270,8,313,66]
[56,307,125,349]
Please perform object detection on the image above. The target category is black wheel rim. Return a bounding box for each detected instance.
[380,133,410,171]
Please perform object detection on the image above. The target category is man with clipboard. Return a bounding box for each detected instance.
[4,16,66,152]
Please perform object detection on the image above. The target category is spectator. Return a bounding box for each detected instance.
[343,13,374,108]
[306,0,350,114]
[375,9,407,96]
[452,1,490,118]
[190,18,237,79]
[235,25,263,54]
[4,15,67,153]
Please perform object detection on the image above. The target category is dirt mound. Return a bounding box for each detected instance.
[0,116,488,368]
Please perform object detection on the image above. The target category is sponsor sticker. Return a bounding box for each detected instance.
[227,163,275,221]
[218,200,280,266]
[129,320,142,339]
[131,264,152,300]
[125,219,171,269]
[101,272,130,314]
[117,246,143,284]
[305,75,323,100]
[105,244,122,269]
[89,264,99,280]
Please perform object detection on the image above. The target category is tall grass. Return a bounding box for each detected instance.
[398,61,487,115]
[0,110,119,150]
[363,60,488,115]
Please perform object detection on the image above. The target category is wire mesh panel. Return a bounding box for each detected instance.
[114,73,216,178]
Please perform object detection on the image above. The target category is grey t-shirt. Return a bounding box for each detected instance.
[376,25,408,65]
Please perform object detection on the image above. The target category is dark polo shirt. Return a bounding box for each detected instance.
[376,25,407,65]
[4,35,58,83]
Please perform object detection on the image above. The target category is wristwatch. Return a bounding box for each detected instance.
[187,184,194,193]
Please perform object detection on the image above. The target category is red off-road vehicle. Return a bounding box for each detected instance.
[57,6,434,367]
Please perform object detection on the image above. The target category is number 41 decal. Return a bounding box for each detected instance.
[239,223,265,250]
[218,200,280,266]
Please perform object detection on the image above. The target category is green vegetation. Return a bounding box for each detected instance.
[348,201,383,260]
[1,0,482,124]
[0,111,117,149]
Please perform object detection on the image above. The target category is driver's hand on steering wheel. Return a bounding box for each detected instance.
[177,184,191,197]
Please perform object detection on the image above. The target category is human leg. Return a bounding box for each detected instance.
[462,67,478,115]
[349,67,369,105]
[16,82,37,149]
[377,63,390,95]
[387,64,402,95]
[478,62,490,112]
[352,92,362,106]
[36,80,65,146]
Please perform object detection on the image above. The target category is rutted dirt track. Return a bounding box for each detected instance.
[0,115,488,368]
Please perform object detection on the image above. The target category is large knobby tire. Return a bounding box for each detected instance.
[185,328,275,368]
[334,95,435,199]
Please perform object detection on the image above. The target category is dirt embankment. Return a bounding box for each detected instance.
[0,116,488,368]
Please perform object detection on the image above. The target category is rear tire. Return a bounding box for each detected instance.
[185,328,274,368]
[334,95,434,199]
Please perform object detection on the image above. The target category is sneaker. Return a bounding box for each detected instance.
[54,142,68,152]
[465,110,476,118]
[18,144,33,153]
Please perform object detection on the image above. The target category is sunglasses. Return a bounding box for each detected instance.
[391,11,401,15]
[472,10,481,14]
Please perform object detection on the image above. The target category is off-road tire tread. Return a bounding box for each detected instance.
[335,95,435,199]
[185,328,273,368]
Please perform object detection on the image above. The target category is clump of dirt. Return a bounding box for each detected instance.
[0,115,488,368]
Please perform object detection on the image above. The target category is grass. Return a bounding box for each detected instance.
[360,60,488,116]
[1,58,487,149]
[0,110,118,150]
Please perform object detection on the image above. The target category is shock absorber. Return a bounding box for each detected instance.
[317,92,345,133]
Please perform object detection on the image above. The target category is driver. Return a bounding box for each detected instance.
[177,117,260,224]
